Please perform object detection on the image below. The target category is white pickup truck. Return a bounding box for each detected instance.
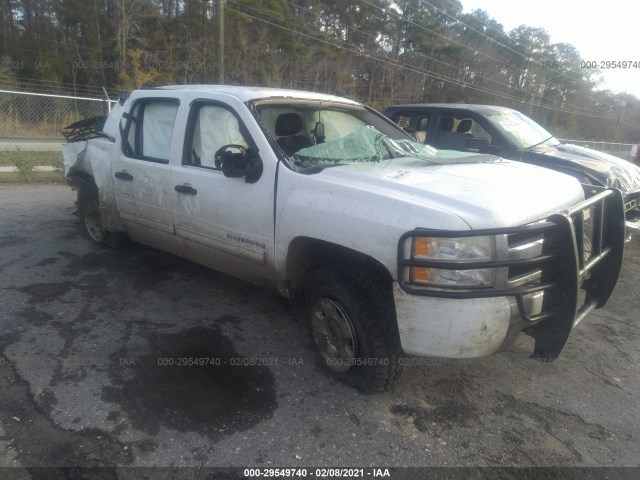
[63,86,626,392]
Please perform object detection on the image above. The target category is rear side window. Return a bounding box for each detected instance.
[121,99,179,163]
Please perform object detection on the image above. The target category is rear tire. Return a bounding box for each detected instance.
[304,264,403,393]
[77,182,128,248]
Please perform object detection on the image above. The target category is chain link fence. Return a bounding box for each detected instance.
[2,89,639,184]
[0,90,107,183]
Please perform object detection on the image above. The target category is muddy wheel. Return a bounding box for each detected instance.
[305,264,403,393]
[77,181,128,248]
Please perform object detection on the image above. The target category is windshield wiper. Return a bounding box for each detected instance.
[524,135,555,150]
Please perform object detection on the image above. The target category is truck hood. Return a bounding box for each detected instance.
[317,156,584,229]
[529,143,640,195]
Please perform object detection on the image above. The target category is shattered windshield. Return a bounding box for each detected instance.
[294,125,478,172]
[487,109,560,150]
[254,100,481,174]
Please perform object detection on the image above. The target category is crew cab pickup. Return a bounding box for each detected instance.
[383,103,640,233]
[63,86,626,392]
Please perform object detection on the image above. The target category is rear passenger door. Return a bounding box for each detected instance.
[112,97,180,250]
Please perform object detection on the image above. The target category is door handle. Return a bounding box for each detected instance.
[114,171,133,181]
[175,184,198,195]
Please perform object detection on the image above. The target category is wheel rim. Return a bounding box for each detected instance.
[311,298,358,373]
[84,199,107,242]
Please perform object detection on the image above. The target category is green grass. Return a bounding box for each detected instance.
[0,150,62,167]
[0,171,65,183]
[0,150,64,183]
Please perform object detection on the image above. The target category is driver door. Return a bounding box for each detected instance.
[171,99,275,284]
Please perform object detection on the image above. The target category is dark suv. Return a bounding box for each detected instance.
[383,103,640,230]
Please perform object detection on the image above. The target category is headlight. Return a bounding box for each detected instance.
[405,235,496,288]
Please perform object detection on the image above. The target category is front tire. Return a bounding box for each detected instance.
[304,264,403,393]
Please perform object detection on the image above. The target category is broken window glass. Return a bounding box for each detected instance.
[293,125,481,173]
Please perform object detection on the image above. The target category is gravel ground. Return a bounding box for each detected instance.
[0,184,638,477]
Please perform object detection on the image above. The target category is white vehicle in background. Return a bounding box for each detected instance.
[63,86,625,392]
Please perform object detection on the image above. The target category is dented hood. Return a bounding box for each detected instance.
[528,143,640,195]
[318,157,584,229]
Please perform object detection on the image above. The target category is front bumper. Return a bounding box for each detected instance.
[394,284,512,357]
[395,187,626,359]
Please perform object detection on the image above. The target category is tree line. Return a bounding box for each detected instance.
[0,0,638,142]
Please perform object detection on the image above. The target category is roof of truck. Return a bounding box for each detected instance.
[148,85,360,105]
[384,103,513,114]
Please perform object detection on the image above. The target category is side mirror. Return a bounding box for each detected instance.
[214,145,263,184]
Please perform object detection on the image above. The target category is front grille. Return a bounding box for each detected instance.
[508,262,539,280]
[507,203,599,288]
[508,229,544,247]
[505,205,598,318]
[398,187,623,301]
[507,228,544,288]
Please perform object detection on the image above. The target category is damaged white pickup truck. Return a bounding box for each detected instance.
[63,86,626,392]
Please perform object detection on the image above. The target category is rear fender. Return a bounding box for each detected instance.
[63,139,125,232]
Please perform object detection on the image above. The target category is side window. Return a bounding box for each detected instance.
[185,103,249,169]
[391,114,430,143]
[121,99,179,162]
[395,115,412,129]
[437,114,492,151]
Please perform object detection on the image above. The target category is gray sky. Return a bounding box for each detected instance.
[461,0,640,97]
